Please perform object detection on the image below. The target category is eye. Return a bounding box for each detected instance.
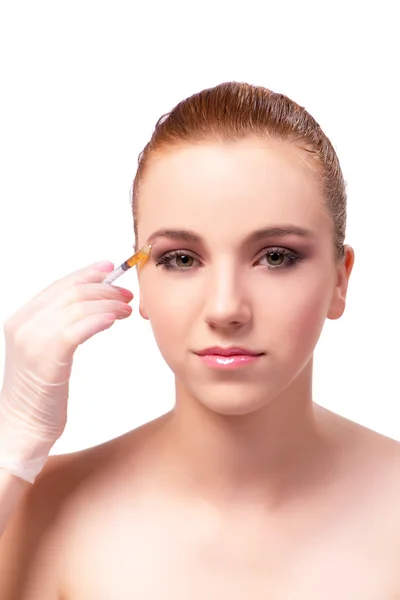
[155,247,303,272]
[265,250,285,267]
[257,247,303,270]
[155,251,201,271]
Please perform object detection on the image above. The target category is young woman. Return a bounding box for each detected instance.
[1,82,399,599]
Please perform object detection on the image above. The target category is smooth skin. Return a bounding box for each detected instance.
[1,138,400,599]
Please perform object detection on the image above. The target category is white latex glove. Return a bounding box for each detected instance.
[0,260,134,483]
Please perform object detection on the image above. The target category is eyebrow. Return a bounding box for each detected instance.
[147,225,315,246]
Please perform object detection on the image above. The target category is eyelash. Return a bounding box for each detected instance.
[155,248,303,272]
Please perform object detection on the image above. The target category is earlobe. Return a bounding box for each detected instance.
[139,295,149,320]
[137,262,150,320]
[327,245,355,321]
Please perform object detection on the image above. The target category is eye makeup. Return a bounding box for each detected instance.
[154,246,304,272]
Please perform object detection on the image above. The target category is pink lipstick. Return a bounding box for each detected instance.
[194,347,264,370]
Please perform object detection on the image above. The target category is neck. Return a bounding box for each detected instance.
[160,361,336,509]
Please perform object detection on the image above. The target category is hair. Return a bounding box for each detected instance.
[131,81,346,259]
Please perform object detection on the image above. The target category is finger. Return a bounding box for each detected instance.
[58,303,133,362]
[41,283,134,311]
[5,262,116,327]
[13,299,133,368]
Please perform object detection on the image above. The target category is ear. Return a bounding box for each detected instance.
[136,264,150,321]
[327,245,355,320]
[139,292,149,320]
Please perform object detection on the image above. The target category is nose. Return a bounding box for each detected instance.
[202,265,252,330]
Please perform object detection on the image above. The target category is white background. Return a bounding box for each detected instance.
[0,1,398,454]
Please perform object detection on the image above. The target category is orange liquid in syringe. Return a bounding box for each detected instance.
[126,245,151,268]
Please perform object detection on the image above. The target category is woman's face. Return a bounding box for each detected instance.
[136,138,353,415]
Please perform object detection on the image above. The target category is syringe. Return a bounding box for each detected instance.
[102,244,152,284]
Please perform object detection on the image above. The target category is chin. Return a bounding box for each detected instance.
[172,358,312,418]
[203,402,266,417]
[188,381,279,417]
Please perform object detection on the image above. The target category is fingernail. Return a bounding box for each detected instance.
[119,288,134,298]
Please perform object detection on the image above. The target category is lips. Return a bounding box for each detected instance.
[194,347,264,370]
[195,347,264,357]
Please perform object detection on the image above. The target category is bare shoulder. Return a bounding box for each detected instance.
[0,414,167,599]
[318,404,400,471]
[317,404,400,518]
[316,406,400,589]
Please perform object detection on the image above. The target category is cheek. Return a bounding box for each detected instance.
[257,270,334,352]
[142,280,197,360]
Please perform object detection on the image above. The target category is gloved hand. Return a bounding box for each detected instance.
[0,260,134,483]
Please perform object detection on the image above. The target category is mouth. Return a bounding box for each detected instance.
[195,347,264,357]
[193,347,265,370]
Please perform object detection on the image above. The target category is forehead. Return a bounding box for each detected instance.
[137,139,332,244]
